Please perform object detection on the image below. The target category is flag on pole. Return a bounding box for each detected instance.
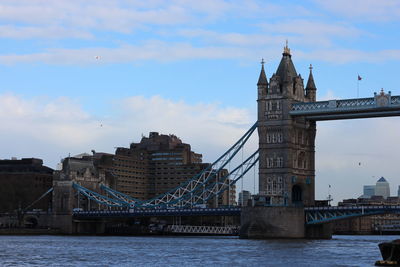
[358,75,362,81]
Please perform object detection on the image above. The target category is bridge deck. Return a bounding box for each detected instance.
[290,94,400,120]
[73,207,242,218]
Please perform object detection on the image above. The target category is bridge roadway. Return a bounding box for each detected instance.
[73,207,242,218]
[74,205,400,225]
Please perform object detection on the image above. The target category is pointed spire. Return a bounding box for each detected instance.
[276,41,297,83]
[257,58,268,86]
[306,64,316,90]
[283,39,291,56]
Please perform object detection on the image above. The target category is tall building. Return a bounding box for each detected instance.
[112,132,235,206]
[238,190,251,206]
[0,158,53,212]
[257,43,316,206]
[375,177,390,199]
[398,185,400,197]
[113,132,207,199]
[363,185,375,198]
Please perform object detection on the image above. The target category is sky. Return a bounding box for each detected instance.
[0,0,400,203]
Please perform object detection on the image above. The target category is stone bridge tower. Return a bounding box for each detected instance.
[257,44,317,206]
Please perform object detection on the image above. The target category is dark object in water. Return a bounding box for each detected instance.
[375,239,400,266]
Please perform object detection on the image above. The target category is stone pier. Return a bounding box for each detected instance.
[240,206,332,239]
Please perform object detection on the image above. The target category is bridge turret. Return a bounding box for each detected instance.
[306,64,317,102]
[257,59,268,99]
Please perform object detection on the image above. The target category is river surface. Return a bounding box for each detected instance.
[0,235,396,266]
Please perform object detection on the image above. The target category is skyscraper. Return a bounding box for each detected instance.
[238,190,251,206]
[375,177,390,199]
[363,185,375,198]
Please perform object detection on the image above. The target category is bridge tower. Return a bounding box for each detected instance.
[257,43,317,206]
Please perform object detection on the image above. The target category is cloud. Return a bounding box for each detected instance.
[0,42,259,65]
[260,20,360,37]
[0,94,94,147]
[0,25,93,40]
[314,0,400,22]
[0,0,231,37]
[0,94,255,168]
[173,18,364,53]
[296,49,400,64]
[1,41,399,65]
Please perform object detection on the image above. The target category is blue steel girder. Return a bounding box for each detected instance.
[73,183,128,208]
[142,149,259,208]
[305,206,400,225]
[136,122,258,208]
[100,184,144,207]
[290,94,400,121]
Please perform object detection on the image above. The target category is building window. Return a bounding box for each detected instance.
[277,157,283,168]
[278,132,283,143]
[272,133,277,143]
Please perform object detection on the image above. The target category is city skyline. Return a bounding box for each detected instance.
[0,1,399,202]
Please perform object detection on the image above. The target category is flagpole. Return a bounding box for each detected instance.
[357,74,361,98]
[357,79,359,98]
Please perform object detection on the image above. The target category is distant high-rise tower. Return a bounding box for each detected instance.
[398,185,400,197]
[375,177,390,199]
[363,185,375,198]
[238,190,251,206]
[257,43,316,206]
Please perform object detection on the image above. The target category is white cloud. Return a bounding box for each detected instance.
[0,94,255,168]
[315,0,400,22]
[0,0,231,37]
[318,90,341,101]
[259,19,363,39]
[0,42,259,65]
[0,25,93,39]
[1,42,400,65]
[297,49,400,64]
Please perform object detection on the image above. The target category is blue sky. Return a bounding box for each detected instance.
[0,0,399,202]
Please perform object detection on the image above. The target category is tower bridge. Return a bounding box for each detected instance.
[48,44,400,238]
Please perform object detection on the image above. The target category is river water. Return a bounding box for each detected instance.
[0,235,396,266]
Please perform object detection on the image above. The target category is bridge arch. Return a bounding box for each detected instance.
[291,184,302,205]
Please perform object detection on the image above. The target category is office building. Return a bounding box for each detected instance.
[375,177,390,199]
[112,132,235,206]
[0,158,53,212]
[363,185,375,198]
[238,190,251,206]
